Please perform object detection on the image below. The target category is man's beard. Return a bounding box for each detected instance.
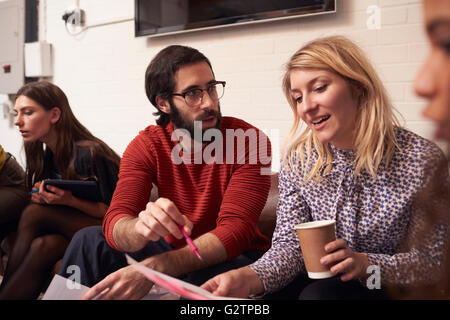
[169,100,222,141]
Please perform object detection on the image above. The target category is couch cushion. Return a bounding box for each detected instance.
[257,173,278,239]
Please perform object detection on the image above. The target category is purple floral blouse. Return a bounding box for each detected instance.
[249,128,449,294]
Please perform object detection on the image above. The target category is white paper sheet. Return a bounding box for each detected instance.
[126,254,246,300]
[42,274,179,300]
[42,274,89,300]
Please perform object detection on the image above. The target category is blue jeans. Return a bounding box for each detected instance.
[58,226,263,288]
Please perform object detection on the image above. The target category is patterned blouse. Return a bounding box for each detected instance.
[249,127,449,294]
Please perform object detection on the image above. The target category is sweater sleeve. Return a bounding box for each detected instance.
[102,133,157,250]
[209,131,272,259]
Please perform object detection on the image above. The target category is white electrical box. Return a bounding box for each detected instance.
[0,0,25,94]
[25,41,53,77]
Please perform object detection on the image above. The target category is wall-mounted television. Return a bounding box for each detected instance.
[135,0,336,37]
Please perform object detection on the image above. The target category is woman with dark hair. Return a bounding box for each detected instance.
[0,81,120,299]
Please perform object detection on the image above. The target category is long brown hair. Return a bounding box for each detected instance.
[16,81,121,189]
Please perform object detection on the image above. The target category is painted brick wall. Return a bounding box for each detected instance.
[0,0,435,171]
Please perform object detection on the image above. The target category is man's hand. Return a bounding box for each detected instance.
[135,197,193,242]
[82,265,153,300]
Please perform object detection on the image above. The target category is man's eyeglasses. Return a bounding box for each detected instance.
[171,81,226,107]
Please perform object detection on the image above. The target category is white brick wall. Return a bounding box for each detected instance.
[0,0,437,170]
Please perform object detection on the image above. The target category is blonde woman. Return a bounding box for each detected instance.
[202,36,448,299]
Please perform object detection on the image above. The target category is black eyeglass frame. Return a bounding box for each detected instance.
[170,81,226,107]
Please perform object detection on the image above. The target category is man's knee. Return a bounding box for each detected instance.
[60,226,104,271]
[58,226,105,281]
[69,226,104,250]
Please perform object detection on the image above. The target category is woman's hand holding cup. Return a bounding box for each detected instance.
[320,238,370,282]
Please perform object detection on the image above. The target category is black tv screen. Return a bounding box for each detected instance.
[135,0,336,37]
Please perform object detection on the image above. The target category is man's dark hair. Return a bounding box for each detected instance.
[145,45,213,126]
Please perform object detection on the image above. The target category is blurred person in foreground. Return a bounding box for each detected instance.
[389,0,450,299]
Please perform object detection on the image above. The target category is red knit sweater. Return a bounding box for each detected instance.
[103,117,271,259]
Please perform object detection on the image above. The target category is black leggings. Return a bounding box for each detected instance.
[264,274,389,300]
[0,203,101,300]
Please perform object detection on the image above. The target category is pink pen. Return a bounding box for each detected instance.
[179,225,203,261]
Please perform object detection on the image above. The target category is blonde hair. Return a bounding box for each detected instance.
[282,36,401,181]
